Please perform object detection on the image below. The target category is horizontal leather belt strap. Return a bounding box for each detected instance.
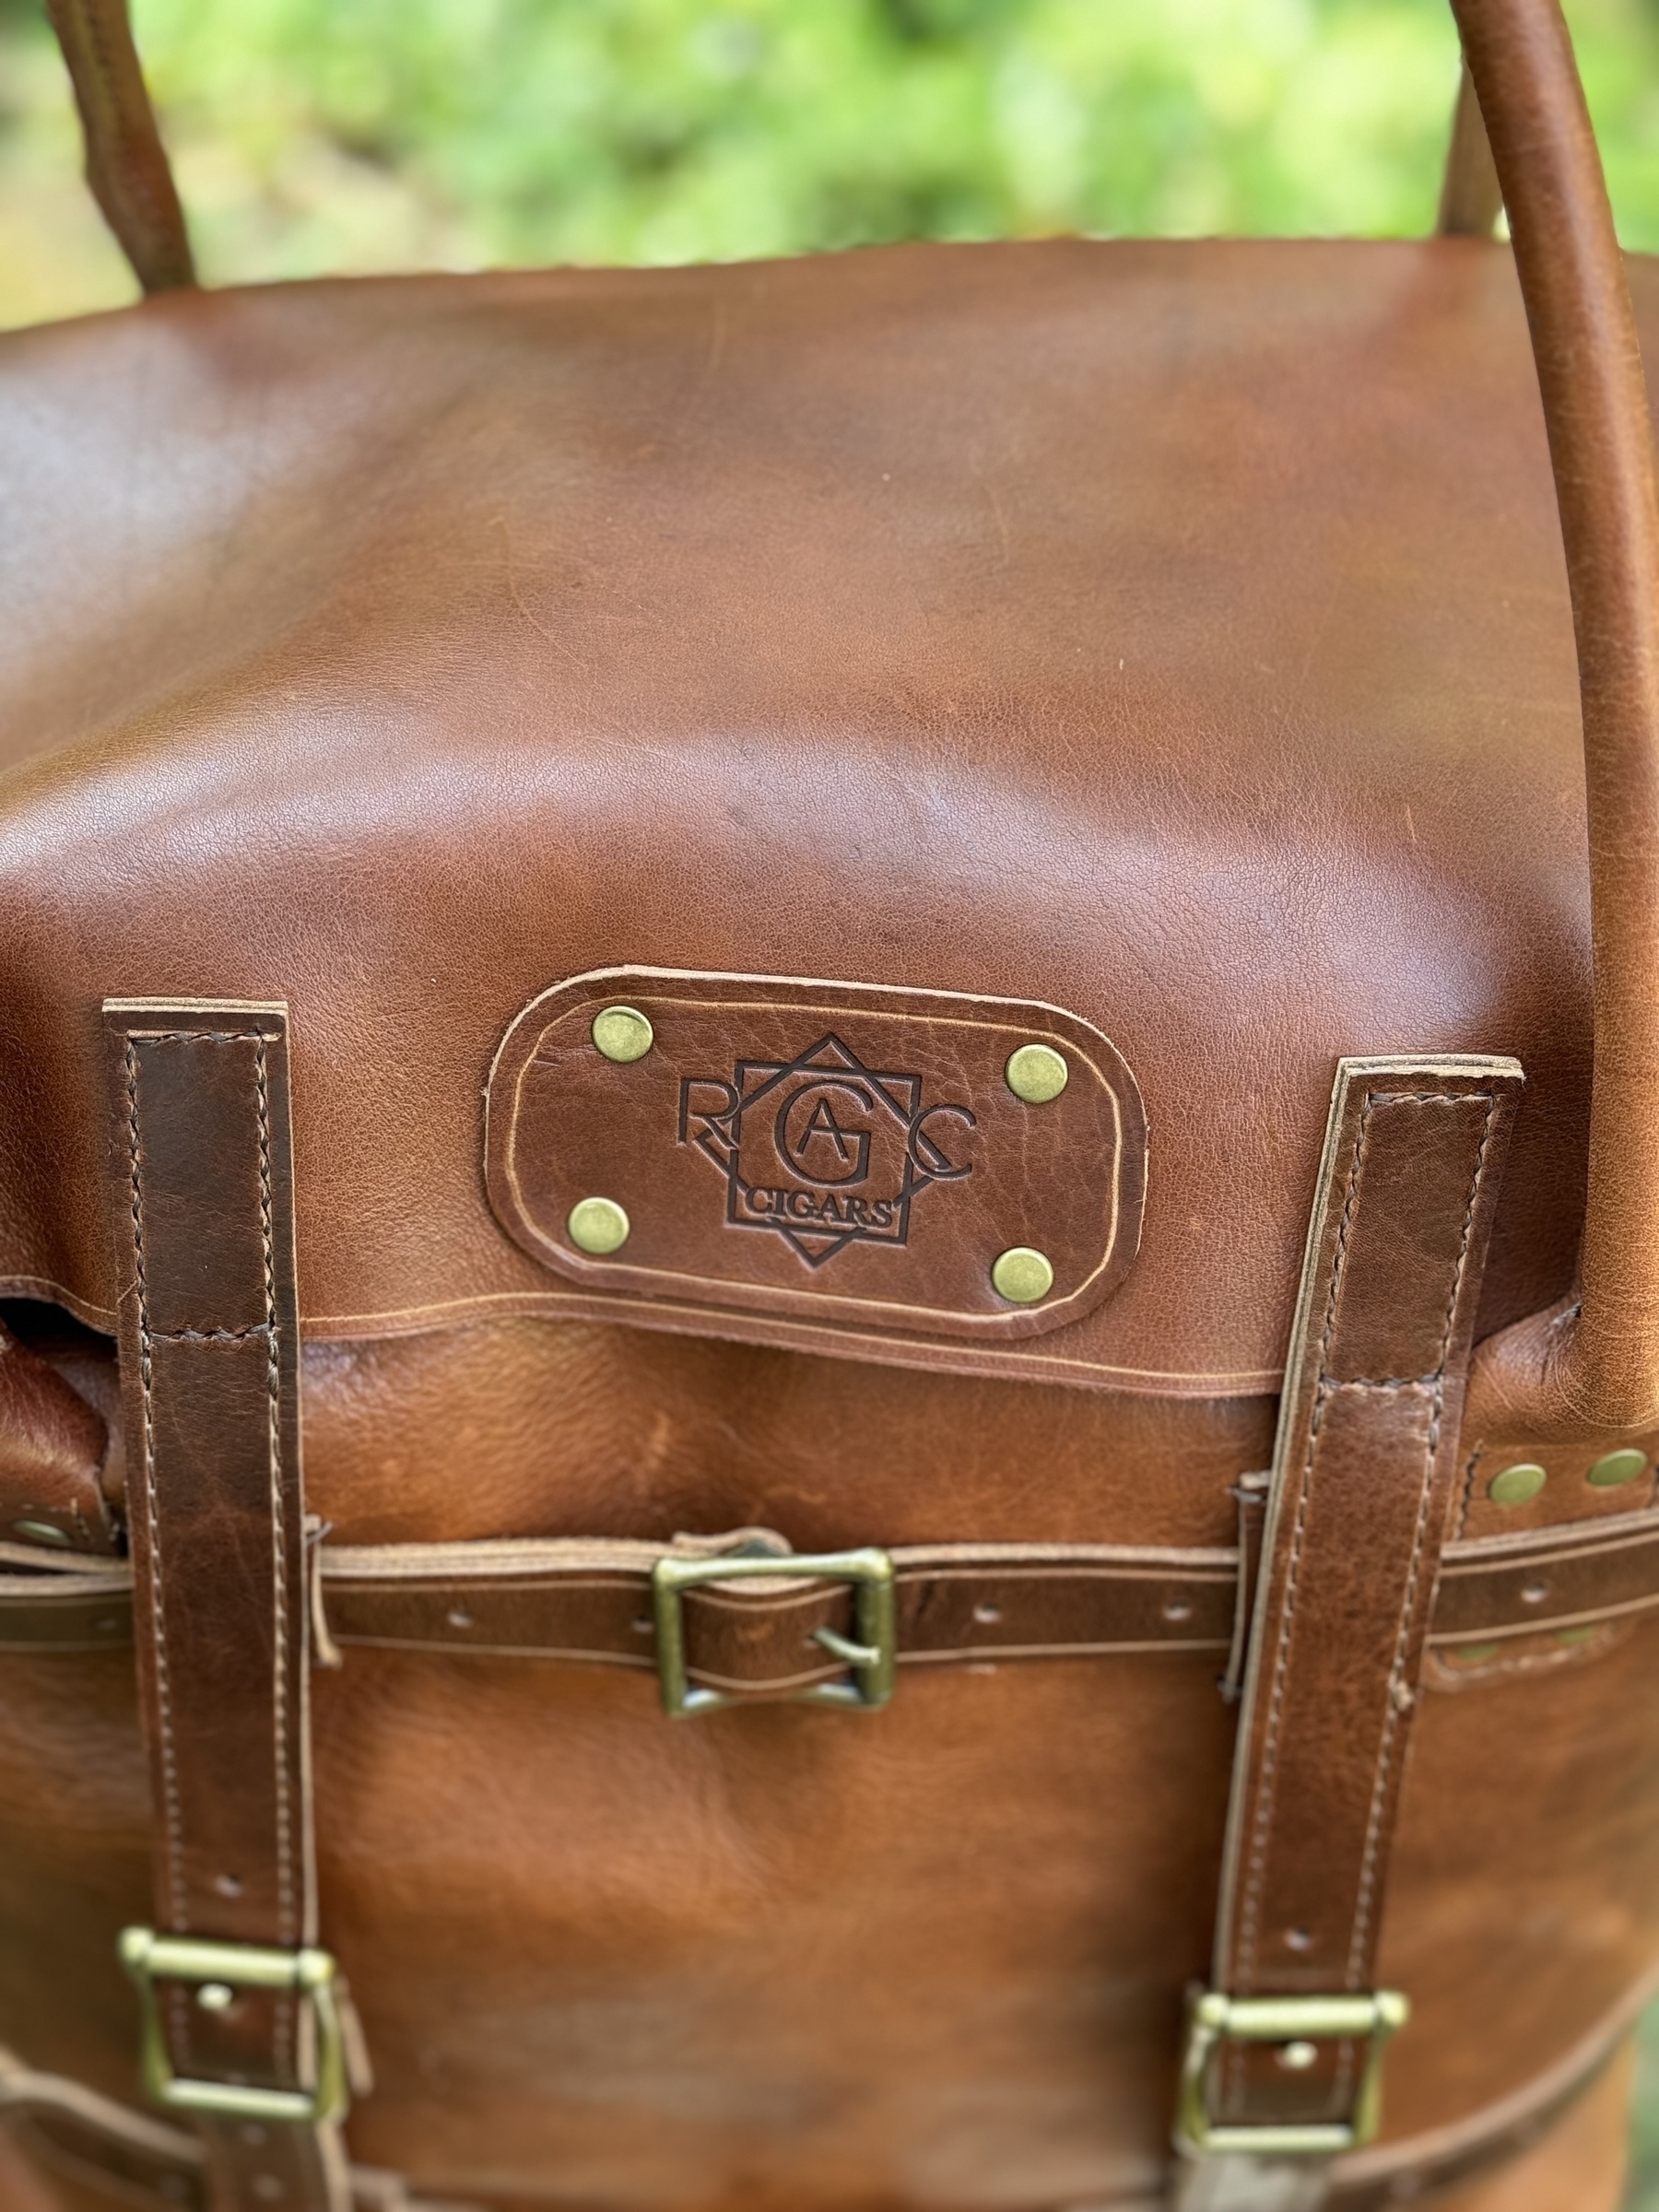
[6,1507,1659,1682]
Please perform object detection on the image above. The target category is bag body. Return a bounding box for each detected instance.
[4,6,1659,2212]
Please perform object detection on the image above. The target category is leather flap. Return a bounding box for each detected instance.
[486,969,1147,1345]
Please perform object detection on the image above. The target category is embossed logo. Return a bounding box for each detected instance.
[677,1033,975,1268]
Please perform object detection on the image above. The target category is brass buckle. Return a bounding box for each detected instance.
[119,1927,350,2124]
[1173,1987,1410,2159]
[652,1547,897,1717]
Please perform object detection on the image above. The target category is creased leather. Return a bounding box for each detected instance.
[0,1320,112,1555]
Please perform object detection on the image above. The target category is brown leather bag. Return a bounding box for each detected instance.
[3,4,1658,2209]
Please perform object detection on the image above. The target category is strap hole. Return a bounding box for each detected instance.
[972,1603,1002,1625]
[446,1609,473,1630]
[253,2178,285,2203]
[632,1616,653,1635]
[1284,1926,1315,1953]
[214,1873,243,1899]
[1521,1581,1549,1606]
[1162,1599,1193,1623]
[238,2125,267,2147]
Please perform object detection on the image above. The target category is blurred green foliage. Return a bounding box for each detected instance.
[2,0,1656,325]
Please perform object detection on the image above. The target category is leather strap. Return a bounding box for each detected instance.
[1436,61,1502,237]
[44,0,194,293]
[1182,1056,1522,2206]
[10,1503,1659,1667]
[105,1003,347,2212]
[1455,0,1659,1441]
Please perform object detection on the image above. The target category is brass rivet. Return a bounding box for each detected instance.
[1005,1042,1069,1104]
[567,1196,630,1255]
[1587,1447,1647,1489]
[1277,2041,1319,2073]
[1487,1462,1547,1506]
[991,1246,1053,1303]
[11,1519,71,1547]
[591,1006,653,1064]
[195,1983,235,2013]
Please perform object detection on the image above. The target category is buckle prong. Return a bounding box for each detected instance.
[653,1547,897,1717]
[119,1927,350,2124]
[1173,1986,1409,2158]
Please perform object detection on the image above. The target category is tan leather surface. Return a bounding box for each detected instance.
[6,234,1657,1398]
[6,0,1659,2203]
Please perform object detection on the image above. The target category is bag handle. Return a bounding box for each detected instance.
[44,1,1659,1443]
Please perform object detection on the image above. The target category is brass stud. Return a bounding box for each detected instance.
[1005,1042,1069,1104]
[1487,1462,1547,1507]
[1587,1447,1647,1489]
[11,1519,71,1547]
[567,1196,630,1255]
[591,1006,654,1065]
[991,1246,1053,1303]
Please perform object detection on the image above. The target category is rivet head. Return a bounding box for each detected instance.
[1487,1461,1547,1506]
[195,1983,236,2013]
[591,1006,654,1064]
[1277,2040,1320,2073]
[1005,1041,1069,1104]
[568,1196,630,1255]
[11,1519,72,1547]
[991,1246,1053,1303]
[1587,1447,1647,1488]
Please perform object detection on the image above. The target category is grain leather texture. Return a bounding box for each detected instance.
[487,969,1146,1347]
[0,0,1656,2206]
[104,1005,348,2212]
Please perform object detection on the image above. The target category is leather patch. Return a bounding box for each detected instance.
[486,970,1146,1341]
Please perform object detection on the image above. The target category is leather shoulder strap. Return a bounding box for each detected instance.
[105,1002,348,2212]
[1178,1055,1523,2208]
[45,0,194,293]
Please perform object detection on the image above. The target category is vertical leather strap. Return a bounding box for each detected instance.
[45,0,194,293]
[106,1002,348,2212]
[1176,1056,1523,2211]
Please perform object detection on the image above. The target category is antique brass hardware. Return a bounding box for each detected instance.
[567,1195,630,1254]
[118,1928,350,2124]
[1487,1462,1547,1505]
[1587,1448,1647,1488]
[652,1547,897,1718]
[1005,1042,1069,1103]
[591,1005,654,1064]
[991,1246,1053,1303]
[1174,1987,1409,2159]
[10,1519,71,1547]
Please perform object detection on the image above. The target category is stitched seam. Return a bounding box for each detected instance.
[1344,1093,1500,1992]
[255,1039,300,2084]
[124,1039,194,2072]
[1231,1090,1378,1999]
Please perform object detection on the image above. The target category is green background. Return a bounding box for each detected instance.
[5,0,1659,2197]
[3,0,1659,324]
